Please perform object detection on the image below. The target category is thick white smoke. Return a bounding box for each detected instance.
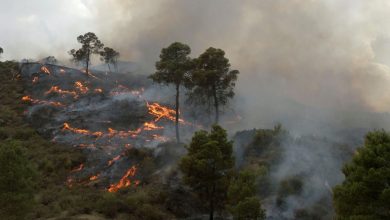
[91,0,390,133]
[3,1,390,132]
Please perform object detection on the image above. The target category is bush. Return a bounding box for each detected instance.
[0,140,36,219]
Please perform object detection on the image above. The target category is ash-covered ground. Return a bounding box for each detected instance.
[20,62,196,192]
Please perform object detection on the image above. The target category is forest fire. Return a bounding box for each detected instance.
[143,121,163,130]
[20,62,194,195]
[89,174,99,181]
[108,155,121,166]
[74,81,88,94]
[22,95,64,107]
[94,88,103,93]
[107,165,138,192]
[107,127,142,138]
[147,102,180,122]
[45,86,77,98]
[32,76,39,84]
[40,65,51,75]
[71,163,84,173]
[62,123,104,137]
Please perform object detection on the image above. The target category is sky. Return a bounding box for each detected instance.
[2,0,390,132]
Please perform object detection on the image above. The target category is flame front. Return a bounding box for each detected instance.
[32,76,39,84]
[75,81,89,94]
[89,174,99,181]
[71,163,84,173]
[62,123,103,137]
[147,102,179,122]
[41,66,51,75]
[45,86,78,98]
[22,95,64,107]
[143,121,163,131]
[108,155,122,166]
[107,165,138,192]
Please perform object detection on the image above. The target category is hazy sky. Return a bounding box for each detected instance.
[2,0,390,131]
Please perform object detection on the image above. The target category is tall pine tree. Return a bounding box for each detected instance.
[180,125,235,220]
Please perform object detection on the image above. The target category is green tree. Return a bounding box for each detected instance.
[149,42,192,143]
[228,170,266,220]
[189,47,239,124]
[69,32,104,76]
[333,130,390,219]
[0,140,35,219]
[100,47,120,73]
[0,47,3,58]
[180,125,235,220]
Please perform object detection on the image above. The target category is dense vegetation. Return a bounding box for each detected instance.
[333,130,390,219]
[0,60,263,220]
[1,41,388,219]
[0,61,177,219]
[180,125,265,220]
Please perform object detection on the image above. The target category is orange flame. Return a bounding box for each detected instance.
[71,163,84,173]
[75,81,89,94]
[45,86,78,98]
[143,121,163,131]
[146,102,191,125]
[108,165,138,192]
[89,174,99,181]
[62,123,103,137]
[107,127,142,138]
[108,155,121,166]
[22,95,64,107]
[41,66,51,75]
[66,177,74,188]
[32,76,39,84]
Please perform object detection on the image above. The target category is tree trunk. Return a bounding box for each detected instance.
[209,207,214,220]
[212,85,219,124]
[175,84,180,143]
[86,49,90,77]
[107,63,111,74]
[209,183,216,220]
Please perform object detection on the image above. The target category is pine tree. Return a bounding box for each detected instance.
[180,125,235,220]
[69,32,104,76]
[189,47,239,124]
[333,130,390,219]
[149,42,193,143]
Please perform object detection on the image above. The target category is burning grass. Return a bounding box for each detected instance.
[18,63,197,194]
[0,62,207,219]
[107,165,139,192]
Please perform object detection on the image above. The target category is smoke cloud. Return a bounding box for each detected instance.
[2,0,390,131]
[92,0,390,133]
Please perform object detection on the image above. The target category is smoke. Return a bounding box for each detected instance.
[3,0,390,132]
[267,135,352,219]
[78,0,390,134]
[5,1,390,217]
